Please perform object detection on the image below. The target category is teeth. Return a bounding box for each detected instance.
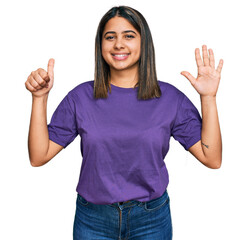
[114,54,128,57]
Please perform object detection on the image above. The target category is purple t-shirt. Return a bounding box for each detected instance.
[48,80,202,204]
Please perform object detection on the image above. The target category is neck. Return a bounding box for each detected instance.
[109,67,139,88]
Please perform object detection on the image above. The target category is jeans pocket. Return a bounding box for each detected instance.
[77,193,89,206]
[144,190,170,212]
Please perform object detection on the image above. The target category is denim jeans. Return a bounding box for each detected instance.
[73,188,173,240]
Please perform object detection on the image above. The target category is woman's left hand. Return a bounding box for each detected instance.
[181,45,224,97]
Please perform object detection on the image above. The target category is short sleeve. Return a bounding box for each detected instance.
[47,94,78,148]
[171,94,202,151]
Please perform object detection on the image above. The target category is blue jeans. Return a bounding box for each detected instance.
[73,188,173,239]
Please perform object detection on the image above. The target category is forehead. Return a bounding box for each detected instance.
[103,16,137,33]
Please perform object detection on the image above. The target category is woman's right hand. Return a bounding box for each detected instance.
[25,58,55,98]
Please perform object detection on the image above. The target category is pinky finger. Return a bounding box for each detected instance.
[25,81,37,92]
[216,59,224,73]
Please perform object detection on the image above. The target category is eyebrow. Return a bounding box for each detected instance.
[103,30,137,38]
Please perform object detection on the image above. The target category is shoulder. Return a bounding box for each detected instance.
[158,80,185,100]
[66,80,94,99]
[69,80,94,94]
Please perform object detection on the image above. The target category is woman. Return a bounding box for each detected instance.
[25,5,223,240]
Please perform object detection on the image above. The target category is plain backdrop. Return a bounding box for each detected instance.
[1,0,247,239]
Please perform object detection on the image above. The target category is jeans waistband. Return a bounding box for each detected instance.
[118,200,131,205]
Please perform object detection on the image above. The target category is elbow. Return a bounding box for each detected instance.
[29,157,48,167]
[209,163,221,169]
[207,158,222,169]
[30,161,43,167]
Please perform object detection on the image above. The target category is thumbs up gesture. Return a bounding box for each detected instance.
[25,58,55,98]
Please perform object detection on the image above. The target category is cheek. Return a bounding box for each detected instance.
[131,41,141,57]
[101,44,112,59]
[101,48,109,62]
[133,46,141,60]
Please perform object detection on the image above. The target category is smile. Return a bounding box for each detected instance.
[111,53,130,60]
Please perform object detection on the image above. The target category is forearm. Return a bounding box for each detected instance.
[200,95,222,168]
[28,95,50,165]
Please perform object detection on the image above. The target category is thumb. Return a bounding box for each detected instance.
[180,71,196,86]
[47,58,55,80]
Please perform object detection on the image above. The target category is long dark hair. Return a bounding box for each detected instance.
[94,6,161,100]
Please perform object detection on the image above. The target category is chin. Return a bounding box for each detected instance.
[110,62,139,72]
[110,64,130,71]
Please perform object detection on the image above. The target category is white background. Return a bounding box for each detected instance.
[1,0,247,239]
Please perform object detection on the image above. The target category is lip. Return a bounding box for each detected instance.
[111,53,130,60]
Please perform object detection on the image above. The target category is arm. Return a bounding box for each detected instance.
[188,96,222,169]
[28,95,63,167]
[25,59,63,167]
[181,45,224,169]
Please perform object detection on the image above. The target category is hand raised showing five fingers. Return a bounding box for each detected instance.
[181,45,224,97]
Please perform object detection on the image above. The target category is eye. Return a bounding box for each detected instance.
[105,36,114,40]
[125,35,135,39]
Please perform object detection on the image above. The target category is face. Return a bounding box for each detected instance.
[101,16,141,73]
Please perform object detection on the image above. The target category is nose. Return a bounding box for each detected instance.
[114,36,124,49]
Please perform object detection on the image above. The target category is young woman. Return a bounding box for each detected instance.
[25,5,223,240]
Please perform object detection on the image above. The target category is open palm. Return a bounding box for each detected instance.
[181,45,224,97]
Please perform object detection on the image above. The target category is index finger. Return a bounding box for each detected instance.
[209,48,215,68]
[195,48,204,68]
[37,68,50,82]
